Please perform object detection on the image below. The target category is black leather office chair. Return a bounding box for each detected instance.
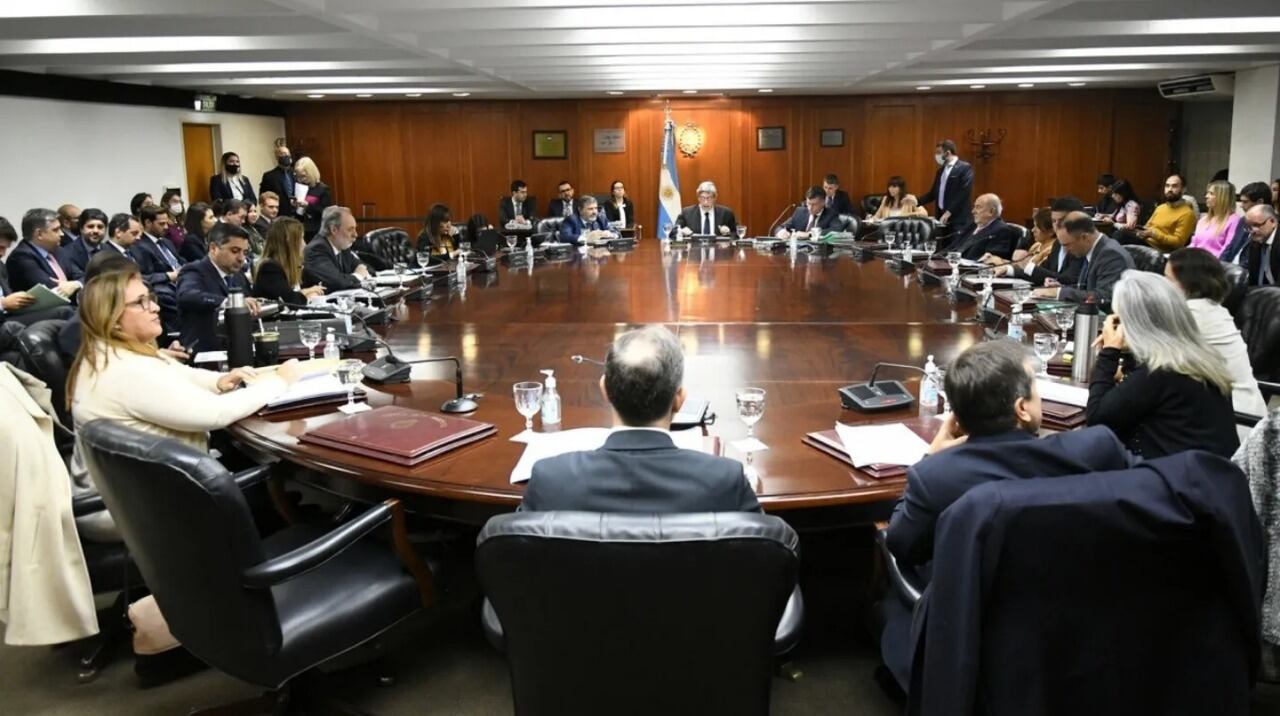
[534,217,565,244]
[862,194,883,216]
[1222,262,1250,325]
[880,217,934,247]
[1011,223,1031,252]
[476,511,804,716]
[358,227,411,270]
[78,420,434,712]
[15,319,72,434]
[1125,244,1167,274]
[834,214,860,234]
[1239,287,1280,390]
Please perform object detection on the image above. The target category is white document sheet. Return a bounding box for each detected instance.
[834,422,930,468]
[510,428,705,484]
[1036,378,1088,407]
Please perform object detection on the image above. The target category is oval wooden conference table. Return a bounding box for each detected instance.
[230,241,986,529]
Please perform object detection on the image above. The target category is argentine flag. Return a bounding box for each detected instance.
[657,115,681,236]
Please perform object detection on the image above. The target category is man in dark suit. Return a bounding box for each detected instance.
[1242,204,1278,286]
[176,223,259,352]
[302,205,369,291]
[61,208,108,282]
[8,208,82,298]
[1035,212,1135,304]
[522,325,760,514]
[673,181,737,237]
[258,143,296,201]
[558,196,616,246]
[56,204,81,247]
[545,180,577,220]
[823,174,857,218]
[948,193,1020,261]
[877,340,1133,691]
[1002,196,1087,287]
[917,139,975,237]
[498,180,536,227]
[1220,182,1271,264]
[776,186,844,237]
[0,252,74,328]
[133,205,183,289]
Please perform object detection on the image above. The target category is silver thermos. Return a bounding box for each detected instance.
[1071,301,1100,384]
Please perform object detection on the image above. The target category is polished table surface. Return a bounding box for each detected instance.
[230,241,987,525]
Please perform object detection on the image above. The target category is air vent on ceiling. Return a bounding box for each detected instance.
[1157,74,1234,101]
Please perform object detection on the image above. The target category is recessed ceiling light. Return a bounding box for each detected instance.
[356,93,372,98]
[758,88,773,93]
[969,84,986,89]
[306,94,325,99]
[1017,83,1035,88]
[405,93,421,97]
[682,89,698,94]
[452,92,471,97]
[1068,82,1087,87]
[606,90,623,95]
[915,86,931,91]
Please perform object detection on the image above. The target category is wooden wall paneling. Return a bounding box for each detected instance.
[337,106,409,219]
[987,98,1042,222]
[1110,96,1180,201]
[400,103,466,222]
[512,103,579,213]
[285,109,340,199]
[810,102,858,203]
[862,100,923,207]
[742,100,803,234]
[579,104,635,199]
[667,98,742,217]
[460,109,517,225]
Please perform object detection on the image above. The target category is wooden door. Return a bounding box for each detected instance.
[182,123,216,204]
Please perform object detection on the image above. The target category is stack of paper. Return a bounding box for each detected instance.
[833,422,930,468]
[510,428,705,484]
[1036,379,1088,407]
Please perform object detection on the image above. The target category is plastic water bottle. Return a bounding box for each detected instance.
[1008,313,1025,342]
[526,238,535,263]
[539,369,561,425]
[455,256,467,285]
[920,355,939,408]
[322,327,340,361]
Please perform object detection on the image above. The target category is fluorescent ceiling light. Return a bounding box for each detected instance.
[1017,83,1034,88]
[915,85,931,90]
[277,88,461,95]
[356,93,372,98]
[452,92,471,97]
[406,93,422,97]
[306,94,325,98]
[1068,82,1087,87]
[682,89,698,94]
[606,90,623,95]
[969,84,986,89]
[758,88,773,93]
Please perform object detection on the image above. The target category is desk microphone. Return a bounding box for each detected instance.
[984,303,1052,342]
[766,203,799,237]
[838,362,927,412]
[570,354,605,367]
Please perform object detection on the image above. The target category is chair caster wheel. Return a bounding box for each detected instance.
[777,661,803,682]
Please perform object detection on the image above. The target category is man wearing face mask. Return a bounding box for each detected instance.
[259,143,296,202]
[917,139,975,238]
[208,151,257,204]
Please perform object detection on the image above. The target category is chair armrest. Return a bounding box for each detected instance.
[876,528,924,604]
[231,464,273,490]
[1236,411,1262,428]
[72,493,107,518]
[242,500,394,589]
[1257,381,1279,400]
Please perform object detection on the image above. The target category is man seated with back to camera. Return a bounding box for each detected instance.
[521,324,760,513]
[876,340,1132,693]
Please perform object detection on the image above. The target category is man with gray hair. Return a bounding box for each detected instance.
[949,193,1019,261]
[1033,211,1134,304]
[302,205,368,290]
[1242,203,1277,286]
[672,180,737,238]
[7,208,82,296]
[521,325,759,513]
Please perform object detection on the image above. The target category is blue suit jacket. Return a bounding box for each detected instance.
[1219,218,1252,264]
[5,240,64,292]
[61,236,102,282]
[557,213,613,246]
[780,205,842,234]
[132,234,184,287]
[176,257,250,351]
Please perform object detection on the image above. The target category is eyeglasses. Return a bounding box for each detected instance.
[123,293,158,311]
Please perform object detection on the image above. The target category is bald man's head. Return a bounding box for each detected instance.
[603,325,686,427]
[972,193,1003,226]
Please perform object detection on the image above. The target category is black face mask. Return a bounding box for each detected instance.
[278,156,293,168]
[226,165,240,175]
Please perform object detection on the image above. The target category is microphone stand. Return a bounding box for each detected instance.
[767,203,798,237]
[868,362,928,387]
[570,354,605,367]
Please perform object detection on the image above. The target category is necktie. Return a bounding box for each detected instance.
[938,165,951,209]
[158,241,180,270]
[1077,257,1090,289]
[806,213,817,232]
[47,252,67,282]
[563,202,571,218]
[702,212,711,235]
[284,171,295,197]
[515,201,522,218]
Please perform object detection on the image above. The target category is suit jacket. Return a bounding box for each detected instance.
[178,232,208,264]
[302,235,363,291]
[96,240,136,263]
[498,196,537,225]
[601,198,636,227]
[297,183,334,239]
[176,256,250,351]
[133,234,184,287]
[1243,230,1279,286]
[1057,235,1135,304]
[60,236,101,282]
[258,166,294,202]
[0,364,98,646]
[5,240,64,292]
[521,429,761,513]
[826,189,857,218]
[1219,219,1252,265]
[546,198,577,220]
[208,174,257,204]
[780,205,842,235]
[949,218,1020,261]
[557,213,613,246]
[59,230,77,248]
[918,159,975,230]
[251,259,308,306]
[1015,240,1085,288]
[675,205,738,237]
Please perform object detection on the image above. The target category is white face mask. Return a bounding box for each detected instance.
[169,201,184,214]
[934,152,946,166]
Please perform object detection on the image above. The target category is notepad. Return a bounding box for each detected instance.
[833,422,930,468]
[1036,378,1088,408]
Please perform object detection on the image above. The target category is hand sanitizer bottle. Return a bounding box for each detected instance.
[539,369,561,425]
[920,355,939,408]
[322,327,340,361]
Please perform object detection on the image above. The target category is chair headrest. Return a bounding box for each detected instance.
[478,511,799,552]
[536,217,565,234]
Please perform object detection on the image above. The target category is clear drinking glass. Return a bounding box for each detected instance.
[513,381,544,431]
[459,241,472,261]
[885,229,897,252]
[946,251,962,273]
[298,321,322,360]
[663,223,673,240]
[935,368,949,412]
[735,387,767,440]
[393,261,407,287]
[1034,333,1058,376]
[924,239,937,256]
[1012,284,1033,313]
[1056,307,1075,336]
[416,250,433,270]
[506,234,517,253]
[737,225,747,240]
[334,358,365,408]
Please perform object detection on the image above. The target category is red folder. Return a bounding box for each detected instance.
[299,406,496,465]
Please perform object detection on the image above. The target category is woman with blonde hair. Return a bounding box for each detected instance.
[1189,180,1241,257]
[1086,270,1239,458]
[253,217,325,304]
[69,265,303,452]
[290,156,334,239]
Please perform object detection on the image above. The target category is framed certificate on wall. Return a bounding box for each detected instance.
[757,126,785,151]
[533,130,568,159]
[594,128,626,153]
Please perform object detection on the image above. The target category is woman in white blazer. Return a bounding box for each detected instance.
[1165,248,1268,417]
